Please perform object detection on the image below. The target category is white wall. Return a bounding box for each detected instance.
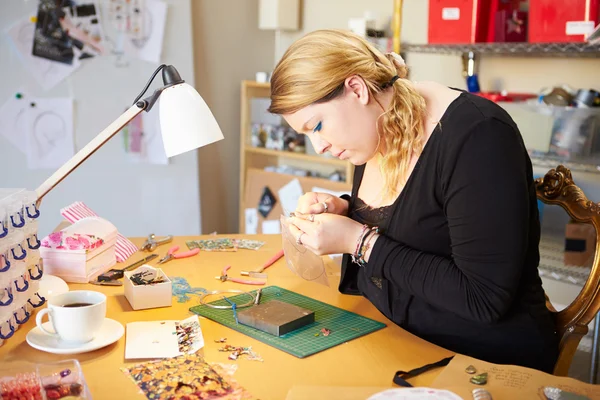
[0,0,202,238]
[192,0,276,234]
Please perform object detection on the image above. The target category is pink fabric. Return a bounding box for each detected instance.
[41,231,104,251]
[60,202,138,262]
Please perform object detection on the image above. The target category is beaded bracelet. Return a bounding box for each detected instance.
[351,226,379,265]
[357,228,379,267]
[353,224,369,258]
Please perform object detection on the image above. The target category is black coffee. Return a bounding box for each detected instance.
[62,303,93,308]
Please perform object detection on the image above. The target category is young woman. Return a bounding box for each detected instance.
[269,29,558,372]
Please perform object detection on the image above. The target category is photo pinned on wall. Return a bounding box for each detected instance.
[6,18,80,90]
[32,0,106,66]
[120,105,168,165]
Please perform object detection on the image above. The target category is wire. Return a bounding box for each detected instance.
[132,64,166,105]
[222,296,238,324]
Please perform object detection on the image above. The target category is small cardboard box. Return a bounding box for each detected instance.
[124,265,172,310]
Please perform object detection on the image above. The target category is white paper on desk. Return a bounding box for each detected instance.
[123,0,167,63]
[245,208,258,234]
[25,98,75,170]
[6,18,80,91]
[262,220,281,234]
[311,186,351,198]
[278,178,304,215]
[0,89,31,154]
[125,315,204,359]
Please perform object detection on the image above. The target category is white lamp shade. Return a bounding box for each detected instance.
[159,82,224,158]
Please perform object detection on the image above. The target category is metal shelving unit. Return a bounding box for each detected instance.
[404,42,600,57]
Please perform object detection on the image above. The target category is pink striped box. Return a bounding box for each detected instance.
[60,202,138,263]
[40,217,117,283]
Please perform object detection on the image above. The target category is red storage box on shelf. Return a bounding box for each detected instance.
[428,0,493,43]
[428,0,523,43]
[529,0,600,43]
[495,10,528,42]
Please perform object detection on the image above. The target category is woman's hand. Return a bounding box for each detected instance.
[295,192,349,216]
[287,212,364,256]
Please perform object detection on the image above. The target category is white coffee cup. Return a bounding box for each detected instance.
[35,290,106,343]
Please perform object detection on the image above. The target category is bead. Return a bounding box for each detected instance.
[59,385,71,396]
[44,384,60,391]
[70,383,83,395]
[465,365,477,374]
[59,369,71,378]
[470,372,488,385]
[46,389,61,399]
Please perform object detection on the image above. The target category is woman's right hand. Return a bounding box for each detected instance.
[295,192,349,216]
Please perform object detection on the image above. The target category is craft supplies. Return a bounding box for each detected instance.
[157,245,199,264]
[125,316,204,359]
[97,253,158,282]
[0,189,45,348]
[124,265,172,310]
[60,202,138,262]
[171,276,207,303]
[0,359,91,400]
[186,238,237,252]
[218,344,263,362]
[140,233,173,252]
[240,249,284,278]
[191,286,386,359]
[40,217,117,283]
[237,300,315,337]
[280,216,329,286]
[122,354,234,399]
[198,290,257,310]
[216,265,266,285]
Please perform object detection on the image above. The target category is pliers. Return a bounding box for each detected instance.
[216,265,266,285]
[158,246,200,264]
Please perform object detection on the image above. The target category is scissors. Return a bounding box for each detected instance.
[158,246,200,264]
[216,265,266,285]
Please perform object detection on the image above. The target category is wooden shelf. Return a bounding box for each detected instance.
[242,80,271,90]
[245,146,348,167]
[239,80,353,233]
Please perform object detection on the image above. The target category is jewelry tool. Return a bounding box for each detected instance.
[158,245,200,264]
[216,265,266,285]
[240,249,284,278]
[89,279,123,286]
[199,289,257,309]
[140,233,173,252]
[96,254,158,282]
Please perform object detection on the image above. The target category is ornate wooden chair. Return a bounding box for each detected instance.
[535,165,600,377]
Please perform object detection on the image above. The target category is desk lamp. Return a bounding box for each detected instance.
[35,64,224,205]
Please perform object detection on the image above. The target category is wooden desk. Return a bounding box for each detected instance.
[0,235,452,400]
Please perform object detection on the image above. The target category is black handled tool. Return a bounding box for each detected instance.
[97,254,158,282]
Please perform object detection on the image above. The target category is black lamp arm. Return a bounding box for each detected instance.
[132,64,186,112]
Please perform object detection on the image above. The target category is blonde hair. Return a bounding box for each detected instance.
[269,29,427,202]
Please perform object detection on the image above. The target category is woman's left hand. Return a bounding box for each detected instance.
[287,212,364,256]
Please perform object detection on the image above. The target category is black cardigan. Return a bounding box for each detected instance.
[340,91,559,373]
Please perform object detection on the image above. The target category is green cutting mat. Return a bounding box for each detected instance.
[189,286,386,359]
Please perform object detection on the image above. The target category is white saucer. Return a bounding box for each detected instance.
[26,318,124,355]
[38,274,69,299]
